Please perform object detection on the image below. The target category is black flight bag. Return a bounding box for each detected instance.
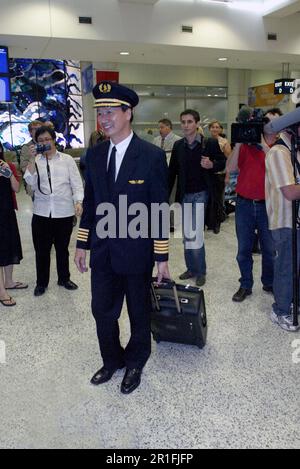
[150,278,207,349]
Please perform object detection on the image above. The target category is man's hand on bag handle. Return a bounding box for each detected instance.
[156,261,171,284]
[74,248,88,273]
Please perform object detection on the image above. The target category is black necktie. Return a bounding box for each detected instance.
[107,146,116,194]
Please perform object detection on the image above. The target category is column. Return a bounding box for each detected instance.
[227,69,251,139]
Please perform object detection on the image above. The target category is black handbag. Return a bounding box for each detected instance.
[150,278,207,349]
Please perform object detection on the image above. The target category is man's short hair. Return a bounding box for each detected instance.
[121,104,134,123]
[28,120,43,131]
[265,108,283,117]
[180,109,200,123]
[158,118,172,129]
[35,126,56,142]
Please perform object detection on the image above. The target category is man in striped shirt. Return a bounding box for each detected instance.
[265,130,300,332]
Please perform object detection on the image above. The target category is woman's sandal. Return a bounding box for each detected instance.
[6,282,28,290]
[0,296,16,307]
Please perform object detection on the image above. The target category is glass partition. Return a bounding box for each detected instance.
[130,84,228,140]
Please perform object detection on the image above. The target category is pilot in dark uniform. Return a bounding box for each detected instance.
[75,81,170,394]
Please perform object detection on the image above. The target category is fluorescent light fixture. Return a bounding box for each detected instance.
[218,57,228,61]
[120,51,130,56]
[203,0,232,4]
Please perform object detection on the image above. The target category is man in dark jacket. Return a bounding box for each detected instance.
[75,81,170,394]
[169,109,226,286]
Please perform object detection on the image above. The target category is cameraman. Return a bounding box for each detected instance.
[265,127,300,332]
[24,126,84,297]
[227,108,282,302]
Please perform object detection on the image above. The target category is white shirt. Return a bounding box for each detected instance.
[107,132,134,180]
[24,151,84,218]
[153,132,181,152]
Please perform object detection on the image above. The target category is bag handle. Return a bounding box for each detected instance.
[151,277,182,314]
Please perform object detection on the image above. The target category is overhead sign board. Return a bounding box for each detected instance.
[274,78,295,95]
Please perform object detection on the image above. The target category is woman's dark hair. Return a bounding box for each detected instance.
[35,126,56,142]
[0,141,5,161]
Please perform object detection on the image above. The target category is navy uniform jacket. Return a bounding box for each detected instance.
[76,134,169,275]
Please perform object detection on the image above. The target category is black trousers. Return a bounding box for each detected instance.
[206,173,226,230]
[91,261,153,371]
[32,214,73,287]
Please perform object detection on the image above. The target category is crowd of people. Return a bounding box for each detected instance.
[1,81,299,394]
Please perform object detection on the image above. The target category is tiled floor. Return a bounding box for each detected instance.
[0,190,299,449]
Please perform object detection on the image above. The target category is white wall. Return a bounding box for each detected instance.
[250,70,281,87]
[93,62,228,87]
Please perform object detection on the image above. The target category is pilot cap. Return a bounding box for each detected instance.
[93,81,139,108]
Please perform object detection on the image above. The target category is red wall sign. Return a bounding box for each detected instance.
[96,71,119,84]
[95,71,120,131]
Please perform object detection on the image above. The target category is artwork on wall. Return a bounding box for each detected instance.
[0,58,84,151]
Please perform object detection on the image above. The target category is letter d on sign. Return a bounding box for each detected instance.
[0,340,6,364]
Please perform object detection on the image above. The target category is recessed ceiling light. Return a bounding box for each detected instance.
[218,57,228,61]
[120,51,130,56]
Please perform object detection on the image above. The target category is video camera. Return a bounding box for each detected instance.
[36,143,51,154]
[231,106,268,144]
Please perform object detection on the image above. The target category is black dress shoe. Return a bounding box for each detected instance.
[91,365,124,386]
[34,286,46,297]
[179,271,194,280]
[121,368,142,394]
[232,287,252,302]
[263,285,273,294]
[58,280,78,290]
[196,275,206,287]
[213,226,220,234]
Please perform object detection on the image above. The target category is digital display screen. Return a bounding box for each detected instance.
[0,77,11,102]
[0,46,9,73]
[0,46,11,102]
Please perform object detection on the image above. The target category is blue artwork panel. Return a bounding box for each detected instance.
[68,95,83,121]
[0,58,84,150]
[82,64,93,95]
[65,60,80,69]
[66,66,82,95]
[67,122,84,148]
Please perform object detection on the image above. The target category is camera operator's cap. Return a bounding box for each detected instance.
[93,81,139,108]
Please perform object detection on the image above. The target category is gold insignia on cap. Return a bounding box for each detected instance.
[99,83,112,93]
